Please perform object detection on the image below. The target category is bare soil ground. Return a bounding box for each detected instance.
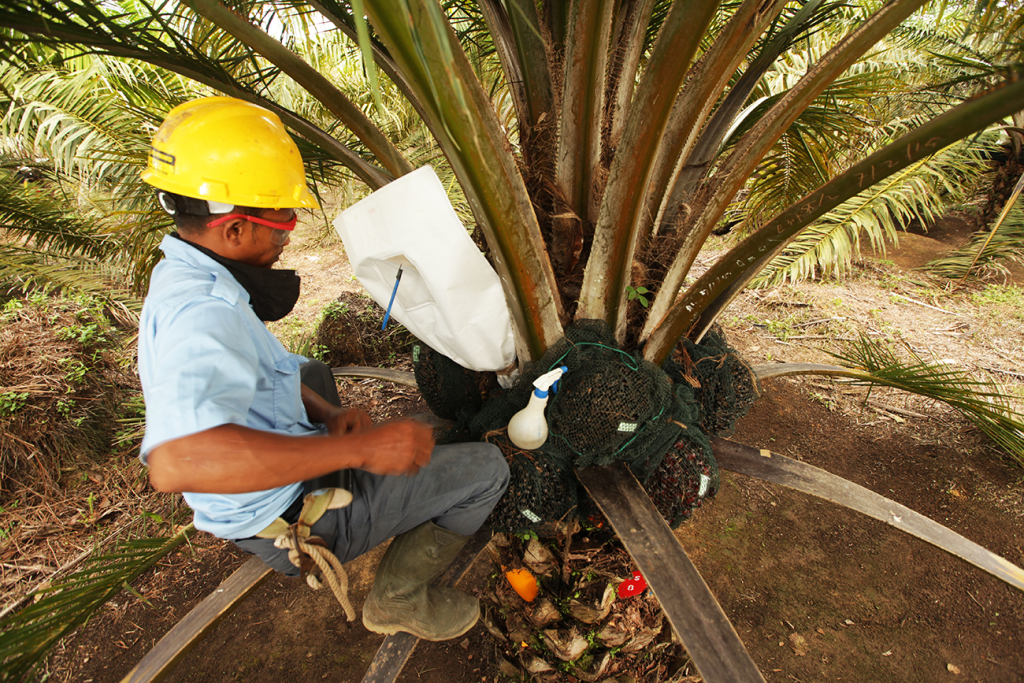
[24,216,1024,682]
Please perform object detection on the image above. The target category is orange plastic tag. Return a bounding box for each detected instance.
[505,568,539,602]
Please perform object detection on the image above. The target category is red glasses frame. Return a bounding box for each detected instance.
[207,213,297,231]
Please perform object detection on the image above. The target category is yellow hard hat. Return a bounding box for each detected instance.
[141,96,319,210]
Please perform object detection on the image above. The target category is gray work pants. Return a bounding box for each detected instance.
[232,361,510,576]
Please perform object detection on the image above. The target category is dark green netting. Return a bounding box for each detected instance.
[415,320,755,533]
[412,343,488,422]
[644,436,720,528]
[483,434,579,537]
[663,325,760,438]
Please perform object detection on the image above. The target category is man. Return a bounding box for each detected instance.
[137,96,509,641]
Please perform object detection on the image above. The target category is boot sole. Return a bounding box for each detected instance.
[362,611,479,642]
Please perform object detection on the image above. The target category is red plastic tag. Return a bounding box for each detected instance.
[617,571,647,599]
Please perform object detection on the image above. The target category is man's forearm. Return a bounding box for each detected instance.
[301,383,336,424]
[146,420,433,493]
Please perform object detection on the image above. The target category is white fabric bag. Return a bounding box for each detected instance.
[332,165,515,372]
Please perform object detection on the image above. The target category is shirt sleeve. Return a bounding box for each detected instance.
[140,293,260,459]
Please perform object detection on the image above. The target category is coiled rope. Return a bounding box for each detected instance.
[274,526,356,621]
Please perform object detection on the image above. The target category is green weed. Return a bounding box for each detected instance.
[0,391,30,416]
[972,284,1024,307]
[56,397,75,418]
[626,285,651,308]
[809,391,837,412]
[971,284,1024,322]
[59,358,88,388]
[288,329,329,360]
[1,299,24,321]
[322,300,350,319]
[746,314,798,341]
[56,321,106,346]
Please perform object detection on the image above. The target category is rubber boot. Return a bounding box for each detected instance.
[362,521,479,641]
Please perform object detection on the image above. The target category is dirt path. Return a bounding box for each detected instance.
[41,219,1024,683]
[682,381,1024,682]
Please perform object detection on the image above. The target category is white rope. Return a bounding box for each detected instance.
[274,532,356,621]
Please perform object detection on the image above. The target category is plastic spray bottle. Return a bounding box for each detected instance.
[507,366,568,450]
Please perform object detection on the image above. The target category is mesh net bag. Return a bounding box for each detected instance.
[664,324,760,437]
[644,435,720,529]
[412,343,491,423]
[539,321,681,477]
[479,434,579,536]
[419,320,753,534]
[472,321,710,533]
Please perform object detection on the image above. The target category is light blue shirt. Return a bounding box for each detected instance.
[139,234,315,539]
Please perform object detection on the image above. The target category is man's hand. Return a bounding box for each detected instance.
[357,419,435,477]
[325,407,372,436]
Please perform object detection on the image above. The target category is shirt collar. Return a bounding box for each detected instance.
[158,233,250,304]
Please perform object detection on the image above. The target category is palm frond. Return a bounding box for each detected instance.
[960,0,1024,62]
[924,204,1024,279]
[732,12,1010,233]
[0,524,195,683]
[0,244,138,307]
[829,335,1024,467]
[645,71,1024,361]
[0,2,268,97]
[0,1,394,187]
[754,130,1002,285]
[3,63,155,190]
[0,44,406,291]
[0,165,149,301]
[0,171,114,259]
[0,54,200,215]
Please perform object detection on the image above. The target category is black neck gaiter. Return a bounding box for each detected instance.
[172,233,301,322]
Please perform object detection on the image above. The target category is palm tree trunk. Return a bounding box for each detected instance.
[577,0,722,339]
[363,0,565,361]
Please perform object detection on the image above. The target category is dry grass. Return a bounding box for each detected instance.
[0,293,188,616]
[0,294,135,493]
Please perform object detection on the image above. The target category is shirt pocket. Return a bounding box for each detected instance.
[271,352,304,430]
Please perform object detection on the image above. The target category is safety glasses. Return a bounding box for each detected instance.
[207,212,297,246]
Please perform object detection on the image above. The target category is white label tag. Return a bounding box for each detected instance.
[520,509,541,523]
[617,422,637,433]
[698,474,711,497]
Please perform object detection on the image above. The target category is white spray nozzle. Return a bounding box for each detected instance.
[532,366,568,398]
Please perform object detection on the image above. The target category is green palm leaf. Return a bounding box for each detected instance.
[925,204,1024,279]
[0,524,195,683]
[0,172,113,259]
[0,244,138,307]
[828,336,1024,467]
[0,165,144,303]
[0,0,393,187]
[0,142,158,299]
[754,130,1002,285]
[643,70,1024,363]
